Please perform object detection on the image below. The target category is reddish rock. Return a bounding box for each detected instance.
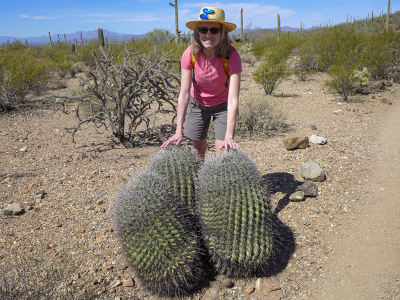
[123,277,135,287]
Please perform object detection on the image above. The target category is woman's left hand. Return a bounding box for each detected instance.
[218,138,240,151]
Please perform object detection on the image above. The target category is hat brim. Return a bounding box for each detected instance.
[186,20,237,33]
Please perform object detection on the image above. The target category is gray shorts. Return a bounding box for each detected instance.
[184,96,230,141]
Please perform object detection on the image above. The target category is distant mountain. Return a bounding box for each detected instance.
[0,29,143,45]
[1,26,315,46]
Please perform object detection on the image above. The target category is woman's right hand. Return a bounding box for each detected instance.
[161,133,183,148]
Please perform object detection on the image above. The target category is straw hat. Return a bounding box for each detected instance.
[186,7,237,33]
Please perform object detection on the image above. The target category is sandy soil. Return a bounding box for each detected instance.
[0,63,399,300]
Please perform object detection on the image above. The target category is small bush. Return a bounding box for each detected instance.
[253,58,290,95]
[0,47,49,111]
[237,97,288,136]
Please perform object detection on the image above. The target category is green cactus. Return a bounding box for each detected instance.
[240,8,244,41]
[386,0,391,32]
[198,150,273,277]
[113,170,203,296]
[277,14,281,41]
[48,32,53,49]
[148,145,200,213]
[98,28,105,47]
[169,0,180,44]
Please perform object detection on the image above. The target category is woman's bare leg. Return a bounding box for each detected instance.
[192,138,208,160]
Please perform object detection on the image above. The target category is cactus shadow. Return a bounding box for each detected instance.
[256,172,303,277]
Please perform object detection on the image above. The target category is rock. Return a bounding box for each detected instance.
[19,147,27,152]
[245,285,255,294]
[380,98,392,105]
[123,277,135,287]
[222,277,233,288]
[110,279,122,288]
[300,161,326,182]
[3,203,23,216]
[117,265,127,270]
[333,109,343,115]
[73,273,81,281]
[79,152,88,160]
[201,288,219,300]
[309,135,327,145]
[255,278,263,290]
[283,136,309,150]
[35,190,46,200]
[295,181,319,197]
[289,191,305,202]
[311,124,317,130]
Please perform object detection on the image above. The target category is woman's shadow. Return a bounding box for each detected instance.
[257,171,303,277]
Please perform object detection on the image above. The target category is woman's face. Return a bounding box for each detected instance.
[198,22,222,52]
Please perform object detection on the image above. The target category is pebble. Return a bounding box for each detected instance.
[123,277,135,287]
[222,277,234,288]
[245,285,255,294]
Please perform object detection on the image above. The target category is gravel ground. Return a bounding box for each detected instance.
[1,64,399,300]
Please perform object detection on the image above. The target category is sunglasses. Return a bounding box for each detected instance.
[198,27,221,34]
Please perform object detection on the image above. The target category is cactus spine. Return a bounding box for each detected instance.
[148,145,200,213]
[113,170,203,296]
[277,14,281,41]
[198,150,273,277]
[169,0,180,44]
[386,0,391,32]
[98,28,105,47]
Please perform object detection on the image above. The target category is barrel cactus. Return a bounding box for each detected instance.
[113,170,203,296]
[148,145,200,212]
[198,150,273,277]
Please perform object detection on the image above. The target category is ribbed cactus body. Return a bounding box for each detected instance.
[113,170,203,296]
[98,28,105,47]
[198,150,273,277]
[148,145,200,212]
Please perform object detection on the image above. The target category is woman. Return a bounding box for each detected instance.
[161,7,242,158]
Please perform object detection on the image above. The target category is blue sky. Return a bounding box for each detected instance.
[0,0,397,37]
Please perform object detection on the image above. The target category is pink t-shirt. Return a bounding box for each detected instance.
[181,45,242,107]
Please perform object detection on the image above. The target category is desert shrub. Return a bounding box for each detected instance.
[236,96,288,136]
[253,55,290,95]
[293,41,319,80]
[141,28,171,45]
[361,30,400,80]
[59,45,180,148]
[251,33,276,59]
[0,46,49,111]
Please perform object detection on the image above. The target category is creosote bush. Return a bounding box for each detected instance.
[237,97,289,136]
[0,43,49,111]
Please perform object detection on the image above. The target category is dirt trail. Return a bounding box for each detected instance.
[312,97,400,299]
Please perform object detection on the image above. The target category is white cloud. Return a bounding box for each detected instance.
[82,13,160,23]
[19,15,63,20]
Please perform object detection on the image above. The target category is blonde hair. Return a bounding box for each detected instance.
[191,25,232,57]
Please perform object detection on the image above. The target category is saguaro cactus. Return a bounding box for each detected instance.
[48,32,53,49]
[169,0,180,44]
[240,8,244,41]
[386,0,391,32]
[113,170,203,296]
[198,150,273,277]
[277,14,281,41]
[98,28,105,47]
